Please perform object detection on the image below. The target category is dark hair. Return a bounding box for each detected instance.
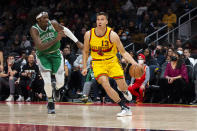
[29,6,48,25]
[184,48,191,53]
[7,53,15,60]
[174,51,184,69]
[96,12,108,20]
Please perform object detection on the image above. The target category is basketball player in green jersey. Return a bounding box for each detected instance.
[30,7,83,114]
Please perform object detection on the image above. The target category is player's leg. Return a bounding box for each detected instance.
[52,52,65,102]
[109,58,132,101]
[115,78,132,101]
[97,75,132,117]
[37,55,55,114]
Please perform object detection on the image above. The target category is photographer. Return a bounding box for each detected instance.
[17,55,44,101]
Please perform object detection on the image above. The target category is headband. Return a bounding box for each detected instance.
[36,12,48,20]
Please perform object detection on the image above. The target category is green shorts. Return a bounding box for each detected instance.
[36,50,63,74]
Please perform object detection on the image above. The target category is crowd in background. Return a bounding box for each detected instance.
[0,0,196,104]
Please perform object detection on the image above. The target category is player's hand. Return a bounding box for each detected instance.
[56,30,65,41]
[81,68,88,76]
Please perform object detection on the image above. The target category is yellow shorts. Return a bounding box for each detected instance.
[92,57,124,80]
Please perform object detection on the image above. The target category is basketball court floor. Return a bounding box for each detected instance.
[0,102,197,131]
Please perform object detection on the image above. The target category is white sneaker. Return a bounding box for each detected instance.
[123,91,132,101]
[117,108,132,117]
[5,95,14,102]
[16,96,24,102]
[26,97,31,102]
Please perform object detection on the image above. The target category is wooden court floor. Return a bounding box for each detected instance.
[0,102,197,131]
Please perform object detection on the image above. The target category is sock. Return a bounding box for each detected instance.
[48,97,53,102]
[117,99,129,110]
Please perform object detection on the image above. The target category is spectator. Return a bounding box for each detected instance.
[167,48,174,57]
[160,51,188,104]
[162,8,177,29]
[20,35,32,54]
[143,48,157,66]
[155,45,166,66]
[17,54,44,102]
[184,48,196,66]
[62,47,76,66]
[0,54,20,101]
[11,34,21,55]
[128,54,150,103]
[120,32,130,47]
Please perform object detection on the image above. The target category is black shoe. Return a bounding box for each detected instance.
[160,98,169,104]
[47,102,55,114]
[189,99,197,105]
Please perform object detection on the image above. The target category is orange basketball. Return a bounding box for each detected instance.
[129,65,144,78]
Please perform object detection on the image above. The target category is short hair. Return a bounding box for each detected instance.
[184,48,191,53]
[96,12,108,20]
[29,6,48,25]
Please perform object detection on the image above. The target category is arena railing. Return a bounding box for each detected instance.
[144,7,197,46]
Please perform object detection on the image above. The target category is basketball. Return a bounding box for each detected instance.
[129,64,144,78]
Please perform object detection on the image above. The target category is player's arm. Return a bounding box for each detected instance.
[30,27,64,51]
[81,31,90,76]
[110,31,137,65]
[51,20,83,50]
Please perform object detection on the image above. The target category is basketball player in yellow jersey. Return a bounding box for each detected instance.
[82,12,138,117]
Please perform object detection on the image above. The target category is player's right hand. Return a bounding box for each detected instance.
[56,30,65,41]
[81,68,88,76]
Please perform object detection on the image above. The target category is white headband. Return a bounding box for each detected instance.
[36,12,48,20]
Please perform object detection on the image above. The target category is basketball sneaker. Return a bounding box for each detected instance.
[117,107,132,117]
[47,102,55,114]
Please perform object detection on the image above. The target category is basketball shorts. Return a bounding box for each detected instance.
[92,56,124,80]
[36,50,64,74]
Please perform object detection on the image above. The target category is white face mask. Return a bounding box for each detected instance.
[138,60,144,64]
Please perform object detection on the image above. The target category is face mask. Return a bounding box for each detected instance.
[171,56,177,61]
[121,36,127,40]
[138,60,144,64]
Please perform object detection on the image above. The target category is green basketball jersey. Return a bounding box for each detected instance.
[32,20,60,54]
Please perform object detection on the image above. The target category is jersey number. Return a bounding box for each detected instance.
[102,40,109,46]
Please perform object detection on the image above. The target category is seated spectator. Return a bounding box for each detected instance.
[162,8,177,29]
[11,34,22,56]
[0,54,20,101]
[140,13,155,35]
[20,35,32,54]
[17,55,44,102]
[63,47,76,66]
[143,48,157,66]
[155,45,166,66]
[167,48,174,57]
[120,32,130,47]
[159,51,188,104]
[128,54,150,103]
[184,48,196,66]
[72,54,91,93]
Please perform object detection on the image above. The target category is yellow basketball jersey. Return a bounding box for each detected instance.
[90,27,117,60]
